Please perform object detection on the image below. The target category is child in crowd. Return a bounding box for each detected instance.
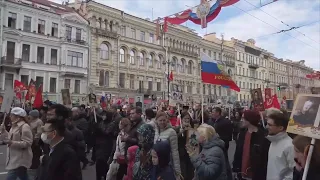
[124,145,139,180]
[151,141,176,180]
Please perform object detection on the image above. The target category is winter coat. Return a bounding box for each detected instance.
[266,132,295,180]
[178,131,194,180]
[190,135,229,180]
[72,114,88,137]
[154,125,181,176]
[6,121,33,170]
[125,119,145,154]
[293,166,320,180]
[233,128,270,180]
[67,124,86,158]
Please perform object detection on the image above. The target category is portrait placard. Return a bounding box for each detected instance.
[251,88,265,111]
[61,89,72,107]
[135,95,143,108]
[186,129,200,154]
[287,94,320,139]
[0,86,14,113]
[88,93,97,107]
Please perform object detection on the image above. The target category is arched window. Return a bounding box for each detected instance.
[228,69,232,76]
[172,57,177,71]
[148,54,153,67]
[119,48,125,63]
[157,55,162,69]
[188,60,193,74]
[129,50,135,64]
[180,59,186,73]
[104,71,109,87]
[100,44,109,60]
[139,52,144,66]
[99,70,105,86]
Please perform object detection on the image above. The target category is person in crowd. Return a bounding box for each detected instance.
[124,145,139,180]
[86,107,98,164]
[177,112,194,180]
[154,112,181,177]
[193,103,202,126]
[65,111,87,170]
[145,108,156,129]
[133,124,155,180]
[266,112,295,180]
[233,110,270,180]
[71,107,89,138]
[187,123,232,180]
[38,118,82,180]
[94,110,116,180]
[232,111,242,141]
[39,106,48,123]
[210,107,233,152]
[108,104,124,162]
[113,118,132,179]
[292,135,320,180]
[2,107,33,180]
[27,110,43,179]
[124,107,145,153]
[151,141,176,180]
[46,104,70,121]
[168,107,179,127]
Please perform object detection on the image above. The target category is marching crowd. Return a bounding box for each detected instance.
[0,101,319,180]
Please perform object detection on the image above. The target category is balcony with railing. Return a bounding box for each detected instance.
[279,82,288,87]
[225,60,235,67]
[0,56,22,68]
[248,63,259,69]
[63,38,88,46]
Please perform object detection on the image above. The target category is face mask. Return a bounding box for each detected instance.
[41,132,54,144]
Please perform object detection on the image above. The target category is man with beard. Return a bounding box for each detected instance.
[123,107,145,153]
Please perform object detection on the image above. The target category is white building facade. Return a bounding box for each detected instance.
[0,0,89,103]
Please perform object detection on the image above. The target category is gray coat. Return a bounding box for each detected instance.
[190,135,229,180]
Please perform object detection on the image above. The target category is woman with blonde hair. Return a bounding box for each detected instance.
[292,135,320,180]
[187,124,232,180]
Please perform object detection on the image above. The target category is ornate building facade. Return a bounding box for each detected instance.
[0,0,90,103]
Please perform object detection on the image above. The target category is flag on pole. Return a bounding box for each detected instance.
[200,52,240,92]
[33,84,43,109]
[14,80,27,99]
[25,79,36,101]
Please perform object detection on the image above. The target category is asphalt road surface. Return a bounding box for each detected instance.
[0,141,236,180]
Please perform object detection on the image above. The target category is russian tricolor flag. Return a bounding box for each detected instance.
[201,52,240,92]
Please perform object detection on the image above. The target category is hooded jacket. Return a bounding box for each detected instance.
[190,135,230,180]
[152,141,176,180]
[124,145,139,180]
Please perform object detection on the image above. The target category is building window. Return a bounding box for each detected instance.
[148,80,153,90]
[130,75,135,89]
[49,78,56,93]
[139,52,144,66]
[104,71,109,87]
[38,19,45,34]
[140,31,145,41]
[120,26,126,36]
[67,51,83,67]
[76,28,81,41]
[209,50,212,57]
[187,85,192,93]
[23,16,31,32]
[66,26,72,40]
[20,75,29,86]
[22,44,30,62]
[99,70,105,86]
[119,73,125,88]
[64,79,71,89]
[157,82,161,91]
[188,61,193,74]
[100,44,109,60]
[35,76,43,88]
[149,33,154,43]
[51,49,58,65]
[180,59,185,73]
[74,80,80,94]
[51,23,58,37]
[8,12,17,29]
[37,47,45,63]
[139,81,144,91]
[6,41,15,62]
[148,54,153,67]
[129,50,135,64]
[5,73,14,88]
[131,28,136,38]
[119,48,125,63]
[157,55,162,69]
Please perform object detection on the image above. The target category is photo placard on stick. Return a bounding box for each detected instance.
[61,89,72,107]
[251,88,265,111]
[88,93,97,107]
[0,86,14,113]
[135,95,143,108]
[287,94,320,139]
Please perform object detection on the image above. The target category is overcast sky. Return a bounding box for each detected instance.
[58,0,320,70]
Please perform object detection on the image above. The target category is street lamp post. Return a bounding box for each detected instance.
[162,60,174,104]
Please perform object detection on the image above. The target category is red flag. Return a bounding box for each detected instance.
[33,84,43,109]
[26,79,36,101]
[272,94,281,109]
[169,71,173,81]
[264,88,273,109]
[14,80,27,99]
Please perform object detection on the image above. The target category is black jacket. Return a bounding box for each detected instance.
[233,128,270,180]
[67,125,86,157]
[124,119,145,154]
[37,141,82,180]
[94,118,117,159]
[209,117,233,143]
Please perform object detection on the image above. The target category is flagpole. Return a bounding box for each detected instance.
[201,83,204,124]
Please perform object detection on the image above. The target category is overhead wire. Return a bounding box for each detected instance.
[243,0,320,44]
[230,3,320,52]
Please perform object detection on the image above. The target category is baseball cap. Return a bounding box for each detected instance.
[11,107,27,117]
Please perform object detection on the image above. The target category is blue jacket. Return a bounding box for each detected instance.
[190,135,229,180]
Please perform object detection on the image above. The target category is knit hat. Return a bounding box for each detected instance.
[29,110,40,118]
